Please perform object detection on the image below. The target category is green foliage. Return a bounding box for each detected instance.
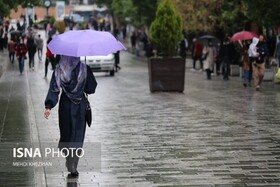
[97,0,157,27]
[131,0,158,26]
[95,0,112,9]
[149,0,183,57]
[243,0,280,28]
[94,0,280,34]
[111,0,135,24]
[0,0,41,17]
[173,0,247,35]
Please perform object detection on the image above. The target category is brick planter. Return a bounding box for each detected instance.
[148,58,186,92]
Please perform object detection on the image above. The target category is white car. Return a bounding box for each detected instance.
[80,54,115,76]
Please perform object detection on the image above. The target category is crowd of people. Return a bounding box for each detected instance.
[0,18,46,75]
[189,34,270,91]
[128,28,276,91]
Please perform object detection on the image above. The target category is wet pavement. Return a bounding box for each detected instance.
[0,30,280,186]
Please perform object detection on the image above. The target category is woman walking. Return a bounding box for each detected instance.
[16,37,27,75]
[44,55,97,177]
[202,41,215,80]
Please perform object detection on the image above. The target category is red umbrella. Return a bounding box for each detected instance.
[230,31,258,41]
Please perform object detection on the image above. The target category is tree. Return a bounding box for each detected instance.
[149,0,183,57]
[243,0,280,29]
[131,0,158,27]
[173,0,248,38]
[111,0,135,24]
[0,0,41,18]
[96,0,158,27]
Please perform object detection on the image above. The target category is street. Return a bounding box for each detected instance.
[0,30,280,186]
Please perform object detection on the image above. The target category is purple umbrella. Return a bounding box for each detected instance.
[47,30,126,57]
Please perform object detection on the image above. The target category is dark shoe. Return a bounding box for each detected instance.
[67,171,79,178]
[255,86,260,91]
[243,83,247,87]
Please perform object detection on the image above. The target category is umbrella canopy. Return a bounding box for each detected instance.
[199,35,220,45]
[200,35,217,40]
[10,30,21,35]
[47,30,126,57]
[231,31,258,41]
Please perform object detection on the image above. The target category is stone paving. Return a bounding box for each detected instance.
[0,30,280,186]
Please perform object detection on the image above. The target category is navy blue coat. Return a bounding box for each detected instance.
[45,65,97,149]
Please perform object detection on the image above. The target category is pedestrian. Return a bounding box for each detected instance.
[179,35,188,60]
[145,39,155,58]
[27,36,37,71]
[202,41,215,80]
[3,33,8,49]
[16,21,21,31]
[275,36,280,67]
[122,25,127,40]
[0,37,4,53]
[35,34,43,61]
[242,41,251,87]
[44,37,55,78]
[16,37,27,75]
[220,38,234,80]
[8,39,16,64]
[44,55,97,177]
[192,38,203,71]
[253,35,269,91]
[114,51,121,72]
[215,43,222,76]
[130,31,137,54]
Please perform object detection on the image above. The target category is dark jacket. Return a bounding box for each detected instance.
[257,41,269,63]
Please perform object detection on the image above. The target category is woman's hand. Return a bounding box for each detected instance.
[44,108,51,119]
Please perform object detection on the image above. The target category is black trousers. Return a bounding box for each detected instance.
[222,60,230,79]
[45,58,49,77]
[193,56,203,69]
[9,52,15,63]
[206,69,211,80]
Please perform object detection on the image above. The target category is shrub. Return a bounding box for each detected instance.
[149,0,183,58]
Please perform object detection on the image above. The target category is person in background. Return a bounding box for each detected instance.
[44,37,55,78]
[202,41,215,80]
[275,36,280,67]
[35,34,43,61]
[16,37,27,75]
[8,39,16,64]
[114,51,121,72]
[3,33,8,49]
[253,35,269,91]
[179,35,188,60]
[27,36,37,71]
[192,38,203,71]
[220,37,234,80]
[130,31,137,54]
[242,41,251,87]
[215,43,222,76]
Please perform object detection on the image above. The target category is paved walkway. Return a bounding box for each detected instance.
[0,30,280,186]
